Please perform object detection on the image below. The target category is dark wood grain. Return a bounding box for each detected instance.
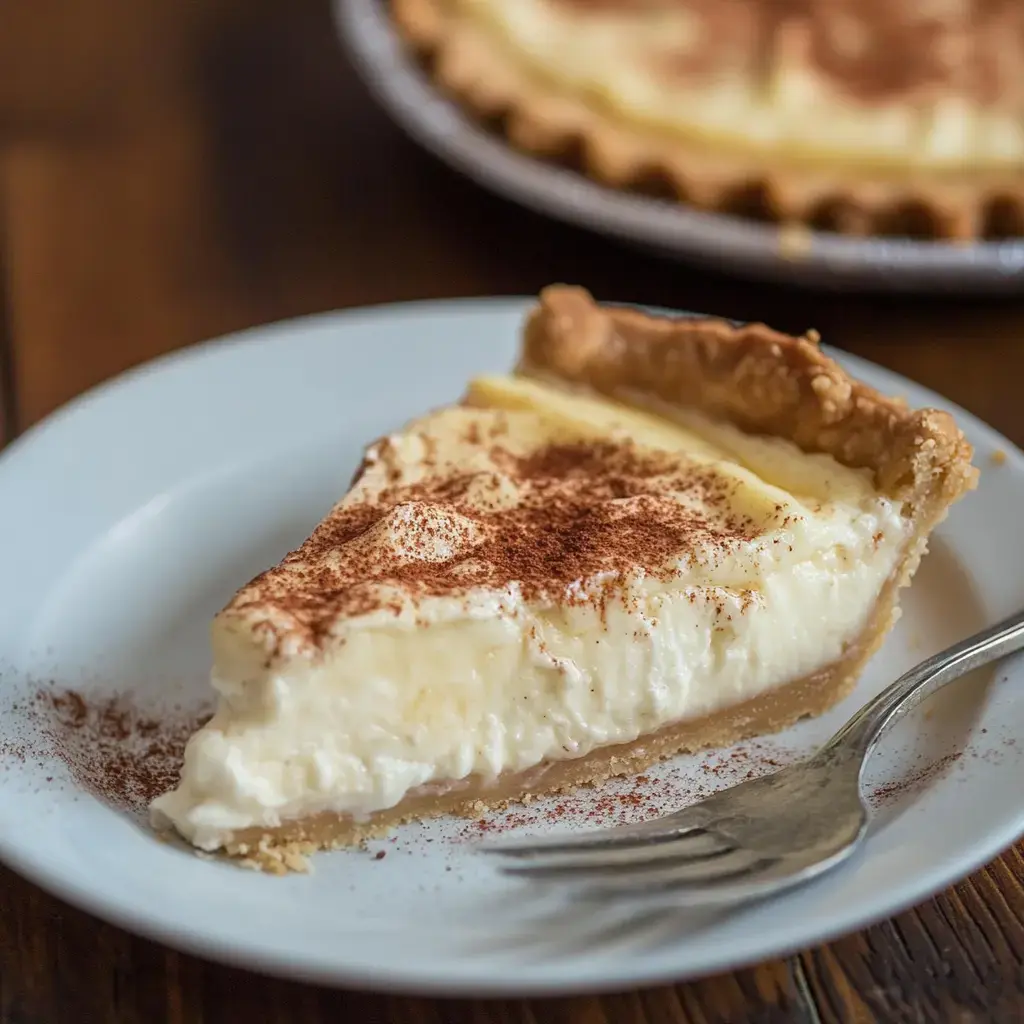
[800,845,1024,1023]
[0,2,1022,1022]
[0,867,813,1022]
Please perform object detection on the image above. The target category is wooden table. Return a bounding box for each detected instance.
[0,3,1022,1021]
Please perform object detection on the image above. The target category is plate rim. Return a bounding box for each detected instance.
[333,0,1024,295]
[0,295,1022,997]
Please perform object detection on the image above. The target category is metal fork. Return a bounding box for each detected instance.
[481,609,1024,905]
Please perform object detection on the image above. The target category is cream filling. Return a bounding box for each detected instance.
[151,378,910,851]
[461,0,1024,170]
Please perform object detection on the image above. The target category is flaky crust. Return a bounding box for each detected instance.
[519,286,978,520]
[391,0,1024,240]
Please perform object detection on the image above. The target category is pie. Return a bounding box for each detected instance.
[151,285,977,868]
[390,0,1024,240]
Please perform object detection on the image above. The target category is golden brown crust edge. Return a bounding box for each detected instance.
[390,0,1024,241]
[518,285,978,518]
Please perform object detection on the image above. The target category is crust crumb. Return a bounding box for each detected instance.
[231,837,315,875]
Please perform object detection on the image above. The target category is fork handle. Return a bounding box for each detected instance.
[819,607,1024,773]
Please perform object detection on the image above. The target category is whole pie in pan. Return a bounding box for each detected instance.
[152,286,977,869]
[390,0,1024,240]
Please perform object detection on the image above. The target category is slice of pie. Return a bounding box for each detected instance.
[151,285,977,866]
[390,0,1024,239]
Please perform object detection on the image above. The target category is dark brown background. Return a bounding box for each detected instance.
[0,2,1021,1021]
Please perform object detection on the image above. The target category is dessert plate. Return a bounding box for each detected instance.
[0,297,1021,997]
[333,0,1024,295]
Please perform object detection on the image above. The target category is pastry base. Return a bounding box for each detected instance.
[390,0,1024,241]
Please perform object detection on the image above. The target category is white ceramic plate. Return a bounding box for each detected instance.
[333,0,1024,294]
[0,298,1021,997]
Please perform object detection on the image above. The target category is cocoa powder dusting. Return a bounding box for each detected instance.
[457,740,799,841]
[6,687,211,816]
[232,430,762,649]
[869,751,963,804]
[456,740,989,843]
[553,0,1016,107]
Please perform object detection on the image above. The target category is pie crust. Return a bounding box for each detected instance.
[520,286,977,517]
[210,286,976,870]
[390,0,1024,240]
